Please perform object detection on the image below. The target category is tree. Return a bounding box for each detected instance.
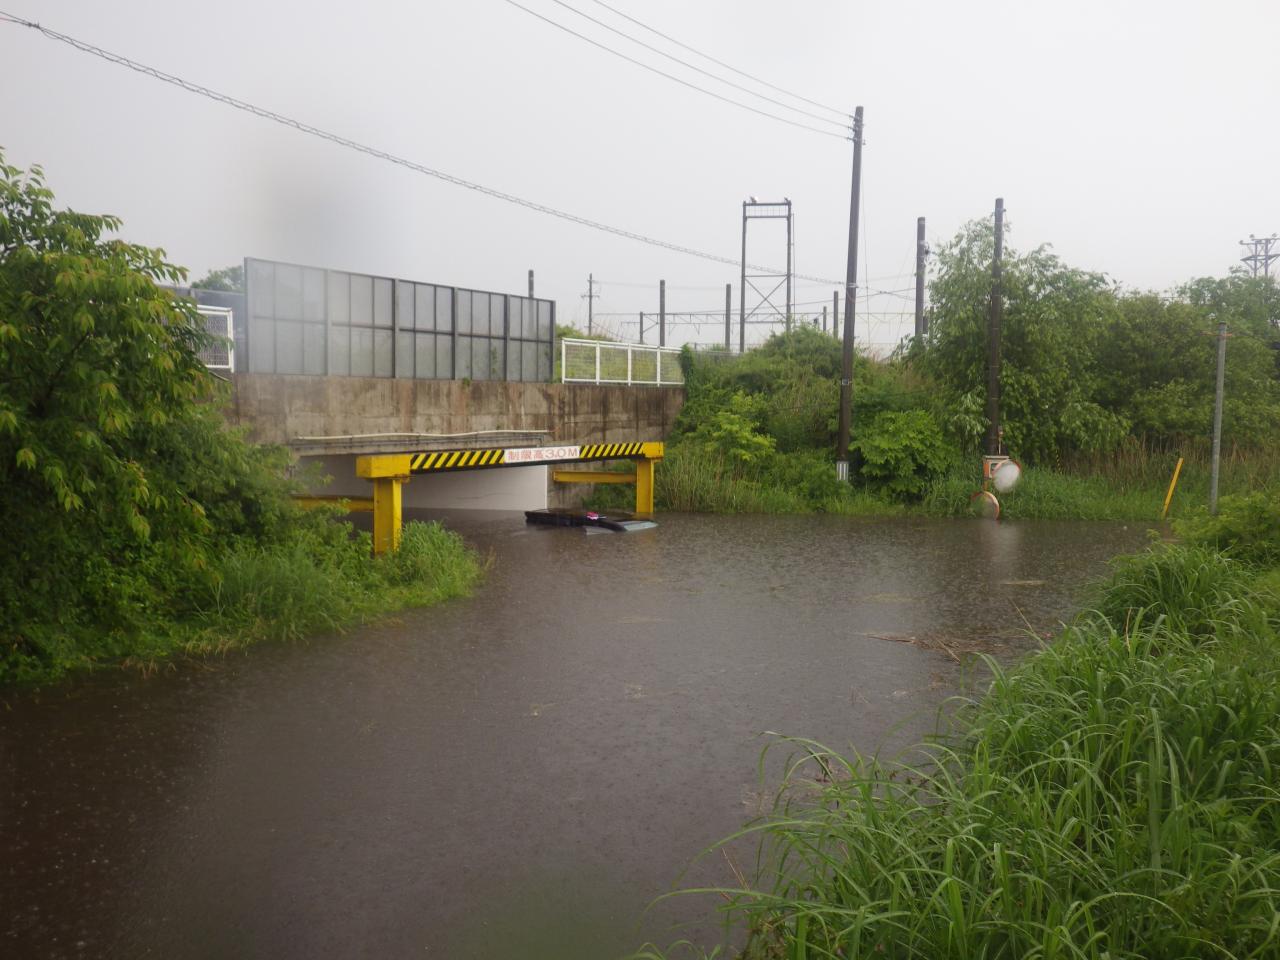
[0,156,294,668]
[193,263,243,291]
[915,218,1128,462]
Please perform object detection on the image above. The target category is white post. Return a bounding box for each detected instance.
[560,338,567,382]
[626,345,633,385]
[655,348,662,385]
[594,341,601,384]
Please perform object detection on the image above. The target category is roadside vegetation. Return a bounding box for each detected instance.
[636,492,1280,959]
[0,156,481,685]
[592,215,1280,520]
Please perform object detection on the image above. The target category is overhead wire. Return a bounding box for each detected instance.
[0,11,846,283]
[499,0,850,140]
[586,0,848,121]
[542,0,849,131]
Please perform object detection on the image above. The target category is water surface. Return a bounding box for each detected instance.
[0,514,1150,959]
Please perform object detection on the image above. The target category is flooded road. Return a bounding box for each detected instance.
[1,515,1150,959]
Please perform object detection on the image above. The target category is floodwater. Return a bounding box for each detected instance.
[1,514,1150,959]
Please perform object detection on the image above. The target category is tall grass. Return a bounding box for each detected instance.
[637,545,1280,959]
[27,521,485,677]
[593,442,1280,522]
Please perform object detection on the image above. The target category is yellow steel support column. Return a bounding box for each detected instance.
[356,455,411,555]
[370,477,404,555]
[635,456,656,516]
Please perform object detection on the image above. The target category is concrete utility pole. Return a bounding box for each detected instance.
[832,291,839,339]
[583,273,599,335]
[822,304,828,334]
[724,283,732,350]
[984,198,1005,456]
[836,106,864,482]
[528,269,534,298]
[915,216,927,337]
[659,279,666,347]
[1209,316,1229,515]
[1239,234,1279,278]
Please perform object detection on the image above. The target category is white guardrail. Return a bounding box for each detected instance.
[559,337,684,386]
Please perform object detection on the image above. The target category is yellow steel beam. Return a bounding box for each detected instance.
[639,441,664,461]
[357,454,412,479]
[552,470,638,484]
[293,495,375,512]
[635,457,656,516]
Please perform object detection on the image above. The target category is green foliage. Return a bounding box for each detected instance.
[648,544,1280,959]
[685,391,775,464]
[915,217,1280,461]
[0,156,481,683]
[851,409,950,499]
[1094,544,1266,639]
[193,263,243,292]
[1176,491,1280,567]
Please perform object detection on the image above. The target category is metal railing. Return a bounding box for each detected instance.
[559,338,684,386]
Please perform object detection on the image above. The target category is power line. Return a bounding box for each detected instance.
[0,11,844,283]
[499,0,849,140]
[542,0,849,131]
[586,0,848,121]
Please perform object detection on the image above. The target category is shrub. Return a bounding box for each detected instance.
[1176,491,1280,567]
[851,409,953,500]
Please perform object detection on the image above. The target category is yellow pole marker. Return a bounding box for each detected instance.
[635,456,656,516]
[1161,456,1185,520]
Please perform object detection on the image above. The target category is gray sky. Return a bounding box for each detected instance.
[3,0,1277,349]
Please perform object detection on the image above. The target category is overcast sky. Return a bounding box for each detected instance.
[2,0,1277,349]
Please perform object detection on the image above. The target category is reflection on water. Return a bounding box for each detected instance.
[0,514,1149,959]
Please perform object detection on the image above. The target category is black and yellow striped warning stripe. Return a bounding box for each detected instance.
[410,449,506,472]
[579,442,646,460]
[409,442,651,473]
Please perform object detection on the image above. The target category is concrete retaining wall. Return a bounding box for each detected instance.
[226,374,685,448]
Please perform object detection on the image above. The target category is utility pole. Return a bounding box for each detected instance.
[639,311,645,345]
[832,291,839,340]
[915,216,927,337]
[1239,234,1279,278]
[528,269,534,298]
[822,304,828,334]
[786,198,793,332]
[1209,315,1229,515]
[724,283,731,350]
[582,273,599,335]
[836,106,864,482]
[659,279,666,347]
[984,198,1005,456]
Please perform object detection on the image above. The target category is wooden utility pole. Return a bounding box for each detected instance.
[984,198,1005,456]
[836,106,864,482]
[1210,316,1229,515]
[914,216,927,337]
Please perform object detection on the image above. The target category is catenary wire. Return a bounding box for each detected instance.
[586,0,849,120]
[543,0,849,130]
[499,0,850,139]
[0,12,846,283]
